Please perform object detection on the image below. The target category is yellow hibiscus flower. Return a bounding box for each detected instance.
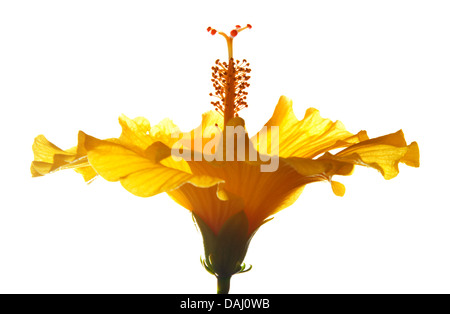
[30,24,419,294]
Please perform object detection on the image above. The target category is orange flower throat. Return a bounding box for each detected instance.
[207,24,252,124]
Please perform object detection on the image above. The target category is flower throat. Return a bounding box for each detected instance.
[207,24,252,125]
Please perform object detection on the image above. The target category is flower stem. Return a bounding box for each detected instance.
[217,275,231,294]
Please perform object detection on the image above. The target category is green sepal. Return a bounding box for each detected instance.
[194,211,254,278]
[239,263,252,273]
[200,256,216,275]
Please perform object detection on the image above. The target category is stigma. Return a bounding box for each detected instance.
[207,24,252,124]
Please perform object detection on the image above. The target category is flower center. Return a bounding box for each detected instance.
[207,24,252,125]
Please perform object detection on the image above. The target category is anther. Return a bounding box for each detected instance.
[207,23,252,123]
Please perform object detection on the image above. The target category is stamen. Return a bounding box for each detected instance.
[210,58,251,121]
[207,24,252,124]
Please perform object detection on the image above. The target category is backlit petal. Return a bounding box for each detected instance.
[331,181,346,197]
[30,133,96,182]
[83,132,223,197]
[178,116,360,233]
[325,130,420,180]
[187,161,301,233]
[168,184,245,235]
[118,115,153,151]
[117,114,196,173]
[118,115,181,152]
[178,110,224,154]
[253,96,368,158]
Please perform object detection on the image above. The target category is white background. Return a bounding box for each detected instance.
[1,0,449,293]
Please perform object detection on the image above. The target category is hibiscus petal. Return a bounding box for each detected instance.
[149,118,181,144]
[253,96,368,158]
[118,115,153,151]
[82,132,222,197]
[283,157,352,178]
[183,156,313,234]
[168,183,245,235]
[327,130,420,180]
[182,116,350,232]
[178,110,224,154]
[118,114,181,152]
[30,133,96,182]
[331,180,346,197]
[74,166,98,183]
[117,114,193,173]
[280,156,353,197]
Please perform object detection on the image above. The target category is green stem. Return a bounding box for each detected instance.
[217,275,231,294]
